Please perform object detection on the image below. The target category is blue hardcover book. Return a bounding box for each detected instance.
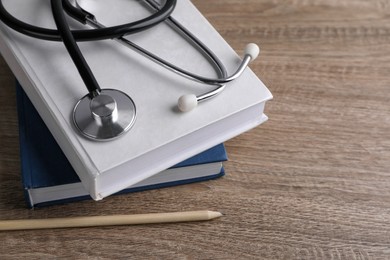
[16,84,227,207]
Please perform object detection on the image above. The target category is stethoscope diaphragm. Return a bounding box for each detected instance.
[73,89,136,141]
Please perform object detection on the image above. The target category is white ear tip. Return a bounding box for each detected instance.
[245,43,260,60]
[177,94,198,112]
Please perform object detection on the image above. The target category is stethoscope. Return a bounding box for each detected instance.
[0,0,260,141]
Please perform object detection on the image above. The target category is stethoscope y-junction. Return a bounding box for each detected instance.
[0,0,260,140]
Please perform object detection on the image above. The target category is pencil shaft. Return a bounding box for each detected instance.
[0,210,222,231]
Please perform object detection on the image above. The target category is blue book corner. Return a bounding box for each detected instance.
[16,83,227,207]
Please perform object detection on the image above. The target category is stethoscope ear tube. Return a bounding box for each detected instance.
[177,43,259,113]
[89,2,260,113]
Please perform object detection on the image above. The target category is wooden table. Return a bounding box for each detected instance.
[1,0,390,259]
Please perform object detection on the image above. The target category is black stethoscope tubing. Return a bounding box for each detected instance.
[0,0,176,41]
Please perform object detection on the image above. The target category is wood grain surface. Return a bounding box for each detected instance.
[1,0,390,259]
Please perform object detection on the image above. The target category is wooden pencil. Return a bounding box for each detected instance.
[0,210,223,231]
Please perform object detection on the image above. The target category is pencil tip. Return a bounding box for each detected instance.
[208,211,223,219]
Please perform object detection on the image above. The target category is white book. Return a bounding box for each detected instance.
[0,0,272,200]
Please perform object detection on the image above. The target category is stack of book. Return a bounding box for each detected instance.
[0,0,272,207]
[17,83,228,207]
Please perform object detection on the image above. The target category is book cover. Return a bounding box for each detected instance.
[16,83,227,207]
[0,0,272,200]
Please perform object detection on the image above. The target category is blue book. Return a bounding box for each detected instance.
[16,84,227,207]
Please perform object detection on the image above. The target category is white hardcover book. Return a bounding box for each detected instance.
[0,0,272,200]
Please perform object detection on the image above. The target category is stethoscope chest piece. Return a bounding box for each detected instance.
[73,89,136,141]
